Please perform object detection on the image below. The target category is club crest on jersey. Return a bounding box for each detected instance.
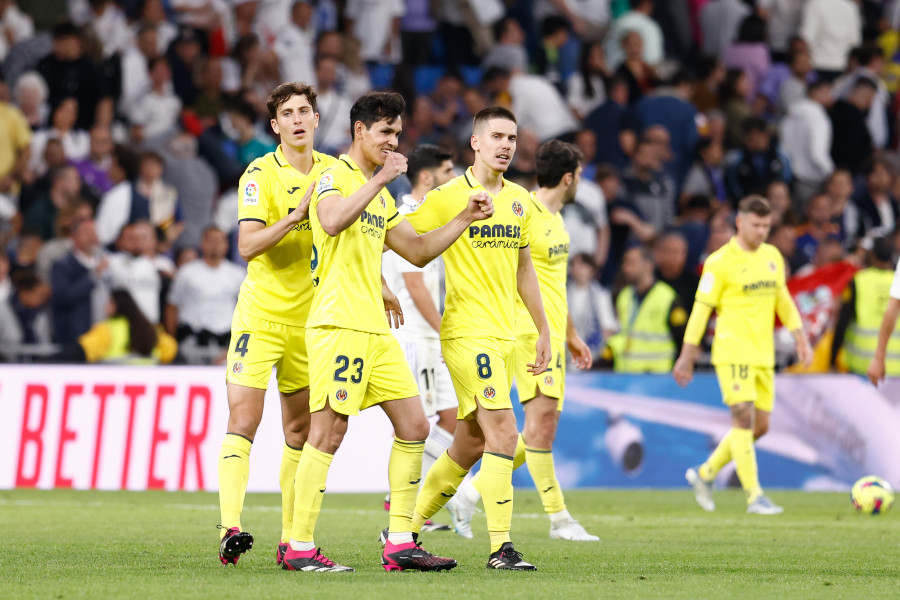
[243,181,259,206]
[512,201,524,217]
[544,375,554,386]
[379,194,386,208]
[768,261,777,273]
[316,173,334,195]
[335,388,348,402]
[732,384,740,392]
[483,386,496,399]
[232,361,243,374]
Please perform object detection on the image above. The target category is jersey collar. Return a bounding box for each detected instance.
[464,166,507,193]
[338,154,362,172]
[274,145,321,168]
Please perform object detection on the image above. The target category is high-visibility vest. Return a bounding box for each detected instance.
[609,281,677,373]
[844,267,900,375]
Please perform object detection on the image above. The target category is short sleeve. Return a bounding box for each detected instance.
[405,188,449,234]
[695,257,724,307]
[237,162,272,224]
[312,166,348,207]
[386,209,405,231]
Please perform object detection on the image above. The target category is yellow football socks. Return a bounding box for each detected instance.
[278,443,302,542]
[412,451,468,534]
[218,434,252,536]
[525,443,566,515]
[388,438,424,534]
[289,444,333,543]
[730,428,763,503]
[480,452,514,553]
[699,430,734,482]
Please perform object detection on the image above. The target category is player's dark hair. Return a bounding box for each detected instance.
[266,82,318,120]
[536,140,583,188]
[110,288,158,357]
[473,106,517,132]
[349,91,405,140]
[407,144,453,184]
[737,194,771,216]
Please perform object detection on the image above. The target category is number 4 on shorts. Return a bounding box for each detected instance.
[234,333,250,357]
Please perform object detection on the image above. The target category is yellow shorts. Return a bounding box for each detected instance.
[307,327,419,416]
[714,364,775,412]
[514,335,565,410]
[226,311,307,394]
[441,337,515,420]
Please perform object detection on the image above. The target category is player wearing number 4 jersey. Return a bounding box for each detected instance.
[453,140,598,542]
[673,195,812,515]
[217,82,337,566]
[282,92,494,573]
[405,107,552,571]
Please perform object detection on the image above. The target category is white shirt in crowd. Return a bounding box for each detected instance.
[510,74,578,141]
[757,0,805,54]
[382,194,443,342]
[566,73,606,119]
[106,252,173,323]
[90,3,132,58]
[563,178,608,258]
[129,87,182,141]
[779,98,833,184]
[0,2,34,61]
[889,256,900,300]
[273,20,316,85]
[314,89,353,153]
[699,0,750,60]
[605,9,665,69]
[344,0,405,64]
[567,280,618,356]
[167,259,245,334]
[29,129,90,176]
[799,0,861,72]
[534,0,611,30]
[119,46,150,110]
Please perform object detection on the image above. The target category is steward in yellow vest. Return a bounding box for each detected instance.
[605,245,687,372]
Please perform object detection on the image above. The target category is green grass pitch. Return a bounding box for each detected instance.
[1,488,897,599]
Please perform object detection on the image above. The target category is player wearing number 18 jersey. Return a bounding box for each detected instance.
[453,140,598,541]
[217,83,337,566]
[405,107,551,570]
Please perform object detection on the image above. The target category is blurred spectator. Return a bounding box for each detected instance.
[765,180,797,227]
[482,67,577,142]
[794,194,841,267]
[0,0,35,62]
[88,0,131,59]
[690,56,725,113]
[535,15,572,92]
[574,129,598,180]
[506,128,539,189]
[166,26,203,107]
[605,0,664,70]
[400,0,436,68]
[757,0,805,59]
[136,151,184,248]
[654,230,699,306]
[0,270,52,345]
[165,225,243,347]
[0,83,32,197]
[344,0,404,65]
[339,35,373,102]
[758,36,810,115]
[534,0,611,43]
[768,222,798,275]
[825,169,859,251]
[832,237,897,375]
[274,0,316,84]
[681,138,726,205]
[119,23,157,110]
[95,144,140,246]
[676,194,713,269]
[634,69,698,189]
[225,99,275,168]
[50,215,108,344]
[0,249,10,301]
[584,75,636,170]
[719,69,753,148]
[563,164,610,269]
[29,97,90,176]
[37,21,111,130]
[613,30,657,105]
[833,43,890,150]
[799,0,861,81]
[24,164,83,240]
[35,199,93,283]
[71,125,114,198]
[483,17,528,74]
[603,175,657,285]
[50,288,177,364]
[779,80,834,206]
[135,0,177,54]
[830,77,877,176]
[621,138,675,232]
[107,220,174,323]
[605,245,685,372]
[12,71,49,129]
[700,0,750,60]
[724,117,791,204]
[567,252,617,362]
[9,230,42,276]
[777,46,815,114]
[314,53,352,155]
[723,14,770,105]
[567,41,608,120]
[854,158,899,243]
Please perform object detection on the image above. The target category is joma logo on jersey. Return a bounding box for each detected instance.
[360,211,385,229]
[468,224,521,239]
[511,201,524,217]
[548,243,569,257]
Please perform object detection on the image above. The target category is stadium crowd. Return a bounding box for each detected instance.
[0,0,898,371]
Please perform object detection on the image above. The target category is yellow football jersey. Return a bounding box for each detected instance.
[515,192,569,341]
[236,146,337,326]
[307,154,402,334]
[695,238,786,367]
[406,168,533,341]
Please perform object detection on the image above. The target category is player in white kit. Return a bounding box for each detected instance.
[382,145,462,533]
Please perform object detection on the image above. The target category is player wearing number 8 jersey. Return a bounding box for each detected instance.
[217,82,338,566]
[283,92,495,573]
[405,107,552,571]
[673,195,812,515]
[453,140,598,542]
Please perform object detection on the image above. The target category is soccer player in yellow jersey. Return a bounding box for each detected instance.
[673,195,812,515]
[282,92,494,573]
[404,107,552,571]
[451,140,598,541]
[217,82,338,566]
